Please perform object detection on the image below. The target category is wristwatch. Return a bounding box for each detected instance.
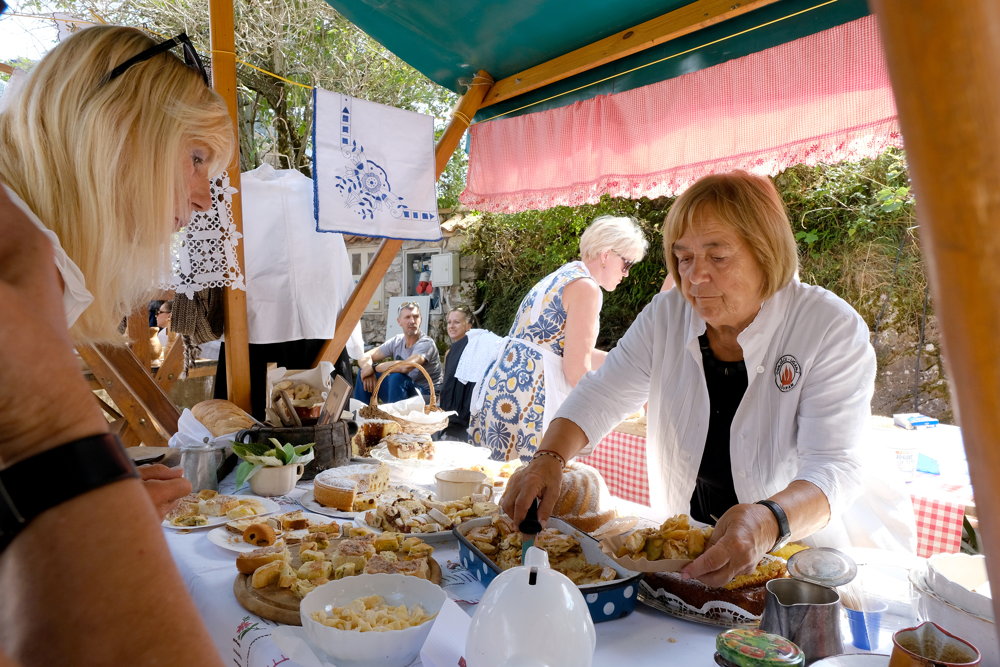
[756,499,791,552]
[0,433,138,552]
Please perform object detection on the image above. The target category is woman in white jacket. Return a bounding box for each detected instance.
[502,171,878,588]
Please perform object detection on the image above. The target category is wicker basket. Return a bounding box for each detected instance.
[361,360,449,435]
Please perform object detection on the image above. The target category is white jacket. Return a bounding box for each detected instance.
[559,279,878,547]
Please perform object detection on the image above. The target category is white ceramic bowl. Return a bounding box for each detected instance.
[299,573,445,667]
[911,566,997,666]
[927,553,992,621]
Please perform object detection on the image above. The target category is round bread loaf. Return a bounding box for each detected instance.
[191,399,256,437]
[551,462,617,533]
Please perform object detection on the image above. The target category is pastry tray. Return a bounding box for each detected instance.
[454,516,644,623]
[638,580,762,629]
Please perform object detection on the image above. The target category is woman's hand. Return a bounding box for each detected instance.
[500,454,564,525]
[680,503,778,588]
[138,464,192,519]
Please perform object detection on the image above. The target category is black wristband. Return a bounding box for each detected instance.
[0,433,138,552]
[756,499,791,552]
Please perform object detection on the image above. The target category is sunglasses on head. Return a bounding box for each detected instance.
[398,301,420,314]
[105,33,208,87]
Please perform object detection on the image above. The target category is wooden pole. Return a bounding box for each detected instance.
[208,0,252,412]
[871,0,1000,622]
[312,71,495,368]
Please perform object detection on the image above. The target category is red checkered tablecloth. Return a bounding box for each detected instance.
[583,429,967,557]
[911,495,965,558]
[578,430,651,507]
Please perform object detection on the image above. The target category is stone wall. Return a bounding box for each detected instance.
[345,213,480,349]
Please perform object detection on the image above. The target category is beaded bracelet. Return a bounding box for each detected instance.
[531,450,566,468]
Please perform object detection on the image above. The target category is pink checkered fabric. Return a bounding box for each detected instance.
[578,431,651,507]
[461,15,900,213]
[911,495,965,558]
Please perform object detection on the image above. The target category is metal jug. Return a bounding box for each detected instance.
[759,547,858,665]
[180,444,218,493]
[760,578,844,665]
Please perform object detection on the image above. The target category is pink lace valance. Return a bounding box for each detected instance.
[461,15,900,213]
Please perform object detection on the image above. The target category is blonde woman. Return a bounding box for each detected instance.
[470,215,648,462]
[0,26,233,667]
[0,26,233,345]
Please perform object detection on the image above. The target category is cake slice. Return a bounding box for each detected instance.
[385,433,436,460]
[313,463,390,511]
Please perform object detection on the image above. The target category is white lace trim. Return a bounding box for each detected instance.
[161,171,246,297]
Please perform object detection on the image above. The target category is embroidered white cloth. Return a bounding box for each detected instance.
[162,171,245,298]
[313,88,441,241]
[454,329,504,384]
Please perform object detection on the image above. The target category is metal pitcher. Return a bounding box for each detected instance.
[180,444,218,493]
[760,578,844,665]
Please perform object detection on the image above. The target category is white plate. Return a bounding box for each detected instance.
[298,486,432,519]
[161,495,280,530]
[370,441,491,469]
[353,515,458,544]
[206,513,352,553]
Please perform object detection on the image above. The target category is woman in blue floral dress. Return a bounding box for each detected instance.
[470,216,648,462]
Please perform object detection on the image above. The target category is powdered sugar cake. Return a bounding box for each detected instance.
[313,462,390,511]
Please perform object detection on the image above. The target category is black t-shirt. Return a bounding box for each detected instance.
[689,333,748,525]
[438,335,474,431]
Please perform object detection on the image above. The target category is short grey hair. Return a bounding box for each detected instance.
[578,215,649,263]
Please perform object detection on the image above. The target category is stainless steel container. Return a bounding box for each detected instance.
[180,444,218,493]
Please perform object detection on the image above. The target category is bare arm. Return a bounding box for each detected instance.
[375,352,426,374]
[561,278,602,387]
[0,185,224,667]
[681,480,830,587]
[499,417,590,524]
[359,348,388,392]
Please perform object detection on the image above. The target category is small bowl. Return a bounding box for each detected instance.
[299,573,445,667]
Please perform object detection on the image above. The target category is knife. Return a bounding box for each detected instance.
[519,498,542,565]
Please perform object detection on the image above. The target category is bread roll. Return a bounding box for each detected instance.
[243,523,276,546]
[191,399,256,437]
[550,462,617,533]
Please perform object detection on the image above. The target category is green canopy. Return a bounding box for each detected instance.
[322,0,870,121]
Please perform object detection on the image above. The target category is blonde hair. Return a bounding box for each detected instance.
[0,26,235,345]
[662,171,797,301]
[579,215,649,263]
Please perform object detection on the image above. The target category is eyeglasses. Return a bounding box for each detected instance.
[614,252,636,274]
[398,301,420,315]
[157,309,170,315]
[105,33,209,87]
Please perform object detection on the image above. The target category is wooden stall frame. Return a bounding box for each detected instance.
[871,0,1000,625]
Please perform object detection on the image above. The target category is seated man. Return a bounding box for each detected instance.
[354,301,443,404]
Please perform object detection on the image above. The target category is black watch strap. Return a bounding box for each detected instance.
[756,499,791,552]
[0,433,138,551]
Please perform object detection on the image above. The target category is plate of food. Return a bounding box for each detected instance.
[298,461,432,519]
[604,513,806,627]
[232,527,442,625]
[454,515,644,623]
[162,490,280,529]
[208,510,352,553]
[360,493,503,544]
[369,439,491,469]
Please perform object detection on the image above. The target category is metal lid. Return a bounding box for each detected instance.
[716,629,805,667]
[786,547,857,588]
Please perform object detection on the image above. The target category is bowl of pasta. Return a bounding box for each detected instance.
[299,573,445,667]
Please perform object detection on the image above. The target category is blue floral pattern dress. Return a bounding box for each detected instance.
[470,261,598,462]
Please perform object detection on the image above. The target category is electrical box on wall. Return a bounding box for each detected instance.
[431,252,460,287]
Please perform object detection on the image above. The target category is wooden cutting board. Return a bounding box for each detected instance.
[233,541,443,625]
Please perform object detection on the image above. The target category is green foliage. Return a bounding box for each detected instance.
[464,148,925,350]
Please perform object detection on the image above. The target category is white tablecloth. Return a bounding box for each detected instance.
[165,470,885,667]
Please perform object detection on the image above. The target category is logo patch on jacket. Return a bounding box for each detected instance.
[774,355,801,392]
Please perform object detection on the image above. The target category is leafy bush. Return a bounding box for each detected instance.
[464,148,924,350]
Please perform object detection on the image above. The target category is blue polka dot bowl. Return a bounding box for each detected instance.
[454,516,644,623]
